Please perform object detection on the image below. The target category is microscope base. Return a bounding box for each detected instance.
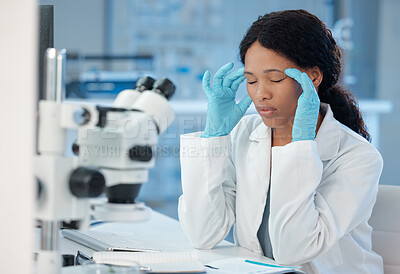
[92,201,152,222]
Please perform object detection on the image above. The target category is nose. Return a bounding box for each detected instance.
[254,82,272,101]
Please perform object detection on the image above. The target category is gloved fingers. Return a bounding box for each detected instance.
[285,68,303,84]
[223,67,245,88]
[213,62,234,89]
[285,68,317,100]
[202,70,212,97]
[237,94,253,114]
[300,72,319,101]
[230,75,246,91]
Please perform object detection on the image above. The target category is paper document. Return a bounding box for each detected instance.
[62,229,159,252]
[205,257,302,274]
[93,251,205,273]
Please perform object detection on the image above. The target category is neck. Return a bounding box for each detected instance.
[272,112,324,147]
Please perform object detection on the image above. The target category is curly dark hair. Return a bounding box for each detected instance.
[239,9,370,141]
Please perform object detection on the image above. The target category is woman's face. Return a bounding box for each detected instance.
[244,41,303,130]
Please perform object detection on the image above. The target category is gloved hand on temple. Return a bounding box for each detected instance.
[285,68,320,142]
[201,62,252,138]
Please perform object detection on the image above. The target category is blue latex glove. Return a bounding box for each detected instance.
[201,62,252,138]
[285,68,320,142]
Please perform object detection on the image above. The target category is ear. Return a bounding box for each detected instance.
[306,66,323,91]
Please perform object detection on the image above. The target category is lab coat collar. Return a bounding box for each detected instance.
[248,121,271,141]
[248,103,340,161]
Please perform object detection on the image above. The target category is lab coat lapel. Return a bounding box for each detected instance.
[315,104,341,161]
[248,123,272,202]
[247,123,271,231]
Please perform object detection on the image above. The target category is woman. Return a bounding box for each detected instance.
[178,9,383,273]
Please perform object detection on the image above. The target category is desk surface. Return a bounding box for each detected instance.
[61,210,277,273]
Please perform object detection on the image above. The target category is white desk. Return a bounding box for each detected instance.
[60,210,278,273]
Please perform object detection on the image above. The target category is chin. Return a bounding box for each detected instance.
[260,116,288,129]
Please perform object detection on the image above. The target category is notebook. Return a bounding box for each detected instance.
[61,229,160,252]
[93,251,206,273]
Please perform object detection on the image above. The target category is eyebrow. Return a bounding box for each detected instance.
[244,69,284,75]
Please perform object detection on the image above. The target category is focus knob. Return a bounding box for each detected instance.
[129,146,153,162]
[69,167,105,198]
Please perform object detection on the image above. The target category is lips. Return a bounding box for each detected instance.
[256,106,277,117]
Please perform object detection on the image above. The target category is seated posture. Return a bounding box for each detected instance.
[178,9,383,274]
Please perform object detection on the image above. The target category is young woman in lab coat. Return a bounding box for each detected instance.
[178,9,383,273]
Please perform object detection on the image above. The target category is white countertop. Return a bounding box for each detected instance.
[60,210,279,273]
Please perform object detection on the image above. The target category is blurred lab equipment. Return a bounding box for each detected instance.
[65,53,154,99]
[35,48,175,274]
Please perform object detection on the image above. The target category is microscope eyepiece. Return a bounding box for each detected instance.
[152,78,175,100]
[135,76,155,92]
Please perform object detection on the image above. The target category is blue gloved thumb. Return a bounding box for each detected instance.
[237,95,253,114]
[202,70,212,98]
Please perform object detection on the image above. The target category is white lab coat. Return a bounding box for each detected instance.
[178,103,384,273]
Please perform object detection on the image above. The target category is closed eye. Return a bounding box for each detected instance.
[248,81,257,85]
[270,77,287,83]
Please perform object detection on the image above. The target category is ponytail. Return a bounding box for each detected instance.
[319,85,371,142]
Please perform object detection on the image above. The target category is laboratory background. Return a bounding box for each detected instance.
[0,0,399,272]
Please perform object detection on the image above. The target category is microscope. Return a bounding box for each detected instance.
[78,74,175,222]
[35,48,175,273]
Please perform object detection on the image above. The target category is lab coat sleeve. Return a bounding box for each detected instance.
[269,140,383,266]
[178,132,236,249]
